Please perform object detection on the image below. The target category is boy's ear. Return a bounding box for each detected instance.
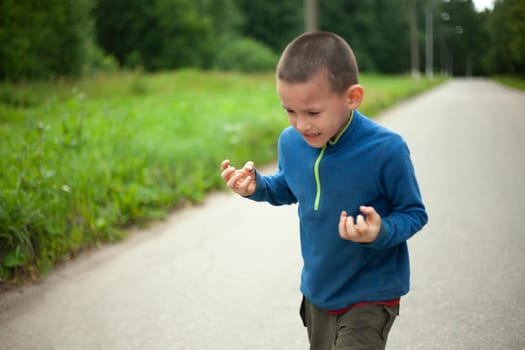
[346,84,364,109]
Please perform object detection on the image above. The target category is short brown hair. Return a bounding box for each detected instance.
[276,32,359,94]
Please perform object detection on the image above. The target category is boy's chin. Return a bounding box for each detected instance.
[303,139,326,148]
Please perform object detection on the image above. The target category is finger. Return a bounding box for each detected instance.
[360,205,379,217]
[344,215,357,238]
[221,159,231,171]
[338,211,348,237]
[243,161,254,172]
[226,171,244,189]
[360,206,381,225]
[356,214,366,228]
[221,165,236,181]
[238,175,252,193]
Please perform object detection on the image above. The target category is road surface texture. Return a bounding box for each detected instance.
[1,79,524,350]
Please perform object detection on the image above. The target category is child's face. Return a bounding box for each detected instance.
[277,72,357,148]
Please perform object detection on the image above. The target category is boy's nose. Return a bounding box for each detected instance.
[295,115,311,132]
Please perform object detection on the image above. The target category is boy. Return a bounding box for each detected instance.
[220,32,427,350]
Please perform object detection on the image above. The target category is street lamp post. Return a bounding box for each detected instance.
[409,0,420,78]
[425,6,434,78]
[305,0,319,32]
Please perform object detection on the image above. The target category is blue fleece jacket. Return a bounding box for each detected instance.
[249,110,428,311]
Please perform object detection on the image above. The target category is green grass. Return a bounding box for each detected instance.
[492,75,525,92]
[0,70,446,283]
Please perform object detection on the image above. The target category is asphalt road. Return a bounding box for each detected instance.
[1,79,524,350]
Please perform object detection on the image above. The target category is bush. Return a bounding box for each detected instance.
[82,41,119,76]
[213,37,278,72]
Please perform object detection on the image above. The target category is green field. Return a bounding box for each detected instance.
[0,70,445,283]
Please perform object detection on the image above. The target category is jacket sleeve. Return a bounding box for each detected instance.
[247,165,297,206]
[366,140,428,249]
[247,129,297,206]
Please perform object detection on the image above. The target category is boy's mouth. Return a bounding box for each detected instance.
[303,132,321,139]
[302,132,322,144]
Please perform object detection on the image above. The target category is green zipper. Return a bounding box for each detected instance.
[312,110,354,211]
[313,145,326,211]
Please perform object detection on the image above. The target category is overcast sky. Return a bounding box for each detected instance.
[472,0,495,11]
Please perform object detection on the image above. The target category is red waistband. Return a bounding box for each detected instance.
[327,298,400,315]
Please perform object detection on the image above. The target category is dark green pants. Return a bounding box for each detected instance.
[300,297,399,350]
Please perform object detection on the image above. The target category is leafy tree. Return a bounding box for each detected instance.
[234,0,304,53]
[320,0,373,71]
[487,0,525,74]
[433,0,489,75]
[320,0,412,73]
[207,0,245,38]
[371,0,412,73]
[93,0,157,69]
[4,0,520,79]
[149,0,214,70]
[94,0,244,71]
[0,0,95,80]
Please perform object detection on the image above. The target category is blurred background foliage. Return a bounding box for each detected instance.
[1,0,524,82]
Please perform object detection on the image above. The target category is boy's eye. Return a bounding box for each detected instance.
[283,109,319,117]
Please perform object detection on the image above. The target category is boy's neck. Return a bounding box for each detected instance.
[329,110,354,145]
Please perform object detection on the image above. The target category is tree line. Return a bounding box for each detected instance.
[0,0,523,81]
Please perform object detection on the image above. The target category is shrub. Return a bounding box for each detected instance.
[213,37,278,73]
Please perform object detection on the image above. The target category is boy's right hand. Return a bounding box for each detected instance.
[220,159,256,197]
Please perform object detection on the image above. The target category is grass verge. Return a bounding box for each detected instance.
[0,70,446,284]
[492,75,525,92]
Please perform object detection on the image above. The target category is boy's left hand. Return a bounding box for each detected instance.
[339,206,382,243]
